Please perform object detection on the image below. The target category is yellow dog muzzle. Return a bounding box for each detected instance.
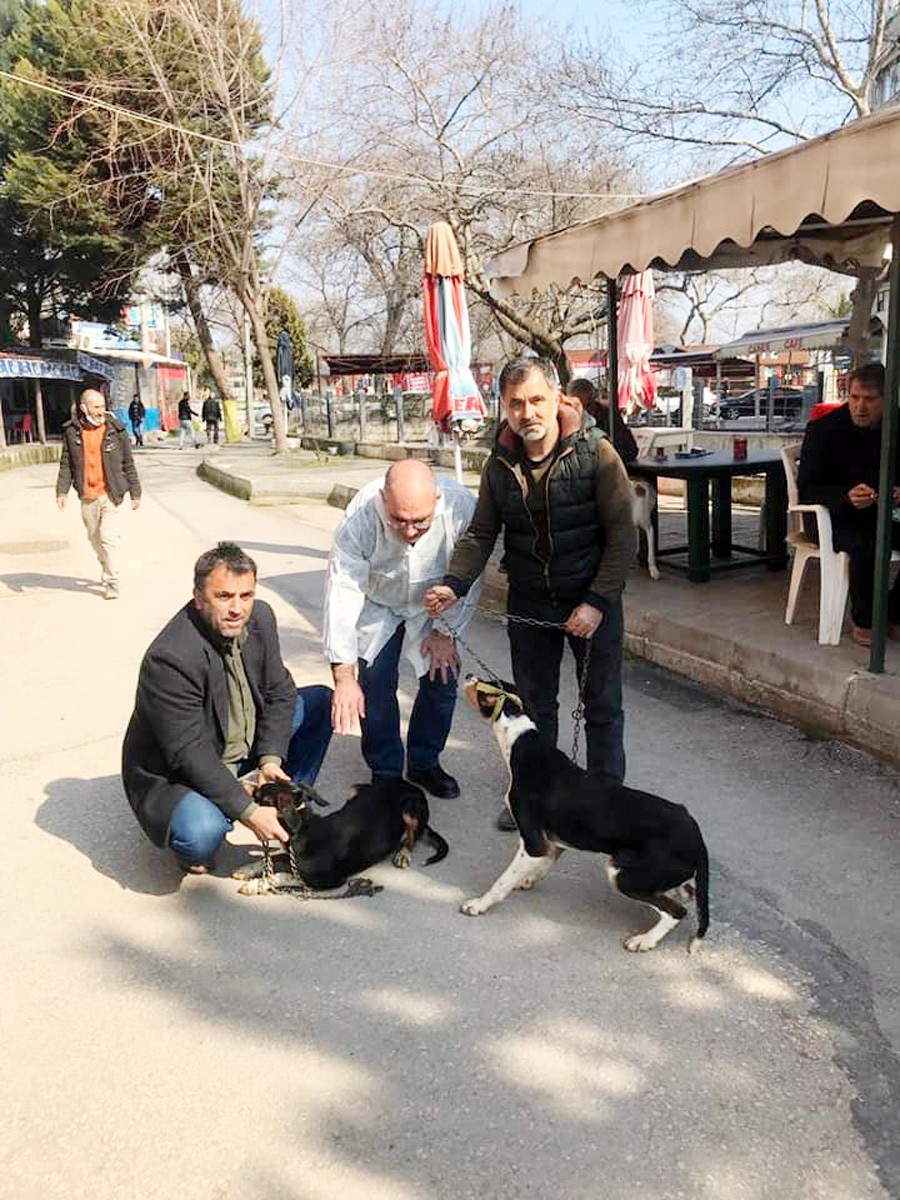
[473,679,522,723]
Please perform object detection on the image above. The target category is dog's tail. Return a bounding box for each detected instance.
[423,825,449,866]
[688,838,710,955]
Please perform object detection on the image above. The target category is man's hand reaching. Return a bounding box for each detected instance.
[420,631,460,683]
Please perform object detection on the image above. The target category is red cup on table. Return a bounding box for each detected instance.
[733,436,747,461]
[655,446,666,460]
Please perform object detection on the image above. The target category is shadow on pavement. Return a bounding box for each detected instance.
[37,775,182,896]
[1,572,102,595]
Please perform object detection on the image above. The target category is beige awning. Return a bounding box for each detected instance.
[487,105,900,296]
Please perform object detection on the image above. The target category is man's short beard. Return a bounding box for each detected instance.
[520,424,546,441]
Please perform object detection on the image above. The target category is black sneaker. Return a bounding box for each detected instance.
[495,805,518,832]
[407,764,460,799]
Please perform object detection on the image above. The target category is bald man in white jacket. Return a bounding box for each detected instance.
[324,459,481,798]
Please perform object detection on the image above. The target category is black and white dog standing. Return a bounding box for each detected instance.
[461,676,709,953]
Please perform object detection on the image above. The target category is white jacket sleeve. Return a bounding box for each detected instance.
[323,512,375,665]
[440,488,482,638]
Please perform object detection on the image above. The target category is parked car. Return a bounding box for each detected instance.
[720,387,805,421]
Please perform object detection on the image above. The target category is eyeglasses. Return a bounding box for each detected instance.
[384,513,432,532]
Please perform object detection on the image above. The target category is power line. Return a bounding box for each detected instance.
[0,67,646,203]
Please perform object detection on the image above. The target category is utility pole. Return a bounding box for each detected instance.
[243,313,254,435]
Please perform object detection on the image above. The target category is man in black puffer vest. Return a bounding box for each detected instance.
[425,357,636,829]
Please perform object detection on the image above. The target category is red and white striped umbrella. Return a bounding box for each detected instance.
[617,270,658,415]
[423,222,486,435]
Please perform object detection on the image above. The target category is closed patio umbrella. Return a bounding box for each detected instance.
[423,222,486,479]
[617,271,658,416]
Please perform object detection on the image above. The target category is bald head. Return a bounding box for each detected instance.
[381,460,439,543]
[79,388,107,426]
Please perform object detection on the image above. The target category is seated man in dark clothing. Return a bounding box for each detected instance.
[567,377,638,464]
[123,541,333,872]
[798,363,900,647]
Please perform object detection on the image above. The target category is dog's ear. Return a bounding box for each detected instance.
[293,783,328,809]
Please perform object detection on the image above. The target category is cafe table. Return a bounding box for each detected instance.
[628,448,788,583]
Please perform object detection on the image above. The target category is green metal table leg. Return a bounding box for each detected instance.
[686,475,711,582]
[711,477,732,558]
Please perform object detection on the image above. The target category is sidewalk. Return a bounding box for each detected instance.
[200,442,900,767]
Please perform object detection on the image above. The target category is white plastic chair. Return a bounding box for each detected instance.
[780,441,849,646]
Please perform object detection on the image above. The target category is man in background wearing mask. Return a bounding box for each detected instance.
[56,387,142,600]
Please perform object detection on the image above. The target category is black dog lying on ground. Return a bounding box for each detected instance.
[461,675,710,953]
[233,777,449,895]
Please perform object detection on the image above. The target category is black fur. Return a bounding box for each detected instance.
[469,678,709,945]
[256,778,449,890]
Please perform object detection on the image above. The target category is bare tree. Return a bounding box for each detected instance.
[656,264,842,344]
[558,1,892,360]
[563,0,892,161]
[293,0,637,376]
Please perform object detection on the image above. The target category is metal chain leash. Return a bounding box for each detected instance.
[259,840,382,900]
[436,608,593,765]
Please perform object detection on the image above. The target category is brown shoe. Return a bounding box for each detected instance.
[849,623,872,647]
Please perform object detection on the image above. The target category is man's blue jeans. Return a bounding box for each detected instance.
[507,596,626,783]
[167,685,333,867]
[358,623,457,778]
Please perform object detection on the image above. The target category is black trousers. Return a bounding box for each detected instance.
[808,514,900,627]
[507,595,626,782]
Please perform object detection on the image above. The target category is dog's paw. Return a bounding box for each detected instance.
[648,564,660,581]
[237,878,270,896]
[232,860,265,882]
[392,848,412,869]
[460,896,488,916]
[623,931,657,953]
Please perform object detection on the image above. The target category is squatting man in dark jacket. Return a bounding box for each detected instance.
[56,387,141,600]
[424,356,636,829]
[122,542,333,873]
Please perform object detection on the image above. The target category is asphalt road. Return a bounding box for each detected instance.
[2,446,898,1200]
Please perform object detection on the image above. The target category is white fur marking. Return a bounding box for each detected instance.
[460,840,557,916]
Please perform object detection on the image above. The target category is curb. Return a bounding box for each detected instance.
[0,443,61,472]
[197,458,332,506]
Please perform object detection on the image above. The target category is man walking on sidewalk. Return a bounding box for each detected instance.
[424,356,635,828]
[324,459,480,799]
[178,392,199,448]
[128,394,145,448]
[56,388,141,600]
[123,542,333,874]
[202,392,223,444]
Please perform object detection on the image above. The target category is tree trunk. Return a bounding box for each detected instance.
[26,292,43,349]
[243,290,287,453]
[175,254,236,406]
[34,379,47,444]
[847,272,879,366]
